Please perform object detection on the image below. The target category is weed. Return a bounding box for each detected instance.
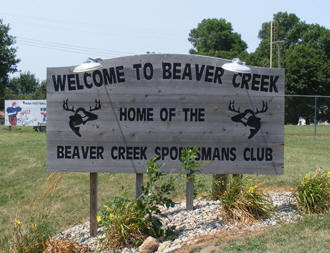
[10,215,56,253]
[219,177,276,223]
[293,168,329,214]
[98,157,176,249]
[179,146,205,180]
[179,146,207,198]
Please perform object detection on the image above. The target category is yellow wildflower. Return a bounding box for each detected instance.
[304,173,310,180]
[14,219,21,226]
[108,214,115,220]
[30,224,37,231]
[248,187,255,193]
[104,205,111,211]
[97,216,102,222]
[327,171,330,178]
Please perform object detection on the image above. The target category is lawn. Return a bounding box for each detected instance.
[0,125,329,251]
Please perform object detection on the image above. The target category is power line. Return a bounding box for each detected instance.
[16,36,135,57]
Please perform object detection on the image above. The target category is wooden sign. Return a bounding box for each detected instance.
[47,54,284,174]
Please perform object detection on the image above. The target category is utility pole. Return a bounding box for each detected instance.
[273,40,285,68]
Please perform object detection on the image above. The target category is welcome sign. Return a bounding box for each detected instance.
[46,54,284,174]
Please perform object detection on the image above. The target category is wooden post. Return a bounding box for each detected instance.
[186,175,194,210]
[136,173,143,199]
[90,172,98,237]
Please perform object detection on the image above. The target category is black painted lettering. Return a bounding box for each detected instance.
[143,63,153,80]
[116,66,125,83]
[266,148,273,161]
[119,107,127,121]
[76,74,84,90]
[162,62,171,79]
[213,148,220,160]
[57,145,64,158]
[182,63,192,80]
[133,63,142,80]
[111,146,118,159]
[93,70,103,87]
[221,148,229,160]
[84,73,93,88]
[72,146,80,159]
[90,146,96,159]
[261,75,269,92]
[270,76,279,93]
[195,64,205,81]
[204,65,214,82]
[232,74,241,88]
[68,74,76,91]
[230,147,236,161]
[251,74,260,91]
[103,68,117,84]
[65,146,71,159]
[241,74,251,89]
[173,63,181,79]
[126,146,132,159]
[119,147,125,159]
[243,148,250,161]
[97,146,104,159]
[213,67,224,84]
[82,146,89,159]
[52,75,66,92]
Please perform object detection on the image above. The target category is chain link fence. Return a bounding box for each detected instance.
[285,95,330,135]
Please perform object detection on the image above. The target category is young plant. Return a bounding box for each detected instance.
[219,176,276,223]
[179,146,204,180]
[10,216,56,253]
[293,168,329,214]
[179,146,206,198]
[98,157,176,249]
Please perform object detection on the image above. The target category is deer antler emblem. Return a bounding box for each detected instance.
[63,99,101,137]
[228,101,268,139]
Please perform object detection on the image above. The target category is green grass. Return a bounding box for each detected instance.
[0,125,329,251]
[251,125,330,186]
[215,215,330,253]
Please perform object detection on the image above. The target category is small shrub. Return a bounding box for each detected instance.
[10,216,56,253]
[219,177,276,223]
[98,157,176,249]
[293,168,330,214]
[179,146,206,197]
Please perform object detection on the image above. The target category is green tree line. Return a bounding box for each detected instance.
[188,12,330,124]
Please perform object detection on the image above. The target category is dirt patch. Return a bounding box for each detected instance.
[172,226,268,253]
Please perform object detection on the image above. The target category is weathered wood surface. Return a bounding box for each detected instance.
[47,54,284,174]
[136,173,143,199]
[90,173,98,237]
[186,176,194,210]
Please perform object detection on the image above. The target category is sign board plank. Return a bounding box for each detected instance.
[47,54,284,174]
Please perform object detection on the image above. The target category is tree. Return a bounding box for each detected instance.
[188,18,248,60]
[249,12,330,123]
[188,18,249,199]
[0,19,20,109]
[32,81,46,99]
[8,71,40,95]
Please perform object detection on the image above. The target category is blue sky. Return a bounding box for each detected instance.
[1,0,329,81]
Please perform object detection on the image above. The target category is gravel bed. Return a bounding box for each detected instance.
[53,191,301,252]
